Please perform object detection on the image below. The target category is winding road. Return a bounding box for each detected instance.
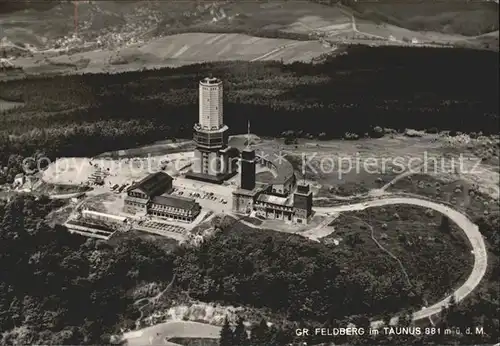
[315,196,487,326]
[124,194,487,343]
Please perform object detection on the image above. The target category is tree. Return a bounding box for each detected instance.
[219,317,234,346]
[440,215,450,233]
[442,294,458,328]
[371,126,384,138]
[250,319,270,346]
[397,308,413,327]
[233,317,249,346]
[267,325,287,346]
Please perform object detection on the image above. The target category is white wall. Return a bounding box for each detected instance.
[199,81,223,130]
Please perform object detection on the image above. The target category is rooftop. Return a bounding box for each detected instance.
[233,187,262,197]
[200,77,222,85]
[260,150,295,185]
[257,193,293,206]
[124,195,149,204]
[151,194,199,211]
[127,172,173,196]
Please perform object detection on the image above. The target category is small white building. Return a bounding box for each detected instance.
[411,37,419,44]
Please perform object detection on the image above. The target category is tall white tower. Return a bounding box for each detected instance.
[199,77,223,130]
[188,77,232,183]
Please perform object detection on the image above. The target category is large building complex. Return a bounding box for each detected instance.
[124,172,201,223]
[186,77,238,183]
[232,148,313,225]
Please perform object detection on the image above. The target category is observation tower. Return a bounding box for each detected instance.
[186,77,237,183]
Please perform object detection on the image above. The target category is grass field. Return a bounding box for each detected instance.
[387,174,499,218]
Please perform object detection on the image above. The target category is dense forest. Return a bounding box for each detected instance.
[0,197,498,345]
[0,195,175,344]
[0,46,498,184]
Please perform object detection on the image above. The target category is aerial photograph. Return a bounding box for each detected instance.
[0,0,498,345]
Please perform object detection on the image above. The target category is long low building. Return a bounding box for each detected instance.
[82,209,128,223]
[123,171,201,223]
[149,194,201,222]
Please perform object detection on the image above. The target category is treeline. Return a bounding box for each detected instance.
[0,0,63,14]
[0,46,497,183]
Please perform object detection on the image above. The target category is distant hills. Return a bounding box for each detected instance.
[338,0,498,37]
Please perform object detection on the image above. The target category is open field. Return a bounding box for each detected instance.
[280,134,499,201]
[387,174,499,217]
[1,1,498,79]
[6,33,335,77]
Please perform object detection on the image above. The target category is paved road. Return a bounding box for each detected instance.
[124,321,220,346]
[315,196,488,326]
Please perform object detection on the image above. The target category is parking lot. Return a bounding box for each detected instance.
[172,177,234,213]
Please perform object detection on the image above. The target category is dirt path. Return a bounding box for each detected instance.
[134,274,177,329]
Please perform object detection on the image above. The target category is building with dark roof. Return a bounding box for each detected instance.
[127,171,173,198]
[149,194,201,222]
[123,172,200,223]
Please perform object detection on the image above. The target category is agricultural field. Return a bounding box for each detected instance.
[0,98,24,112]
[6,33,335,76]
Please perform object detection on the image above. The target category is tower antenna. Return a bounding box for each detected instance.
[73,1,79,37]
[302,154,306,185]
[246,120,251,150]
